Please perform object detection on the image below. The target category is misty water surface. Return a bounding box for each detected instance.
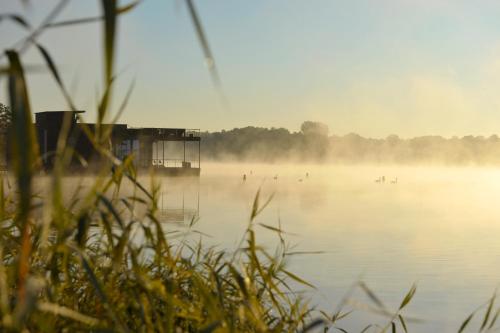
[30,163,500,332]
[152,163,500,333]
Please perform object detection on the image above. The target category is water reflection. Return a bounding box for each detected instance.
[158,178,200,224]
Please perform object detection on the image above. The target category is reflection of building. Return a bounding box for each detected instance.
[26,111,200,176]
[158,180,200,223]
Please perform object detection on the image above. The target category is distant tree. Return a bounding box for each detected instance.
[488,134,499,142]
[300,121,329,137]
[0,102,12,131]
[386,134,400,146]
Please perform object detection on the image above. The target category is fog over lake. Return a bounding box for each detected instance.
[26,162,500,332]
[151,163,500,333]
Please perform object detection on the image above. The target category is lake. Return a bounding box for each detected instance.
[25,163,500,332]
[155,163,500,332]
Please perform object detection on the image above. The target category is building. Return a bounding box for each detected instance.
[33,111,201,176]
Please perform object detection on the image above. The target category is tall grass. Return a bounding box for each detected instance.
[0,170,322,332]
[0,1,499,332]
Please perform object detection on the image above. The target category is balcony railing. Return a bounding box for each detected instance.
[152,159,199,168]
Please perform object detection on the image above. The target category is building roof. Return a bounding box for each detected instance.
[35,110,86,114]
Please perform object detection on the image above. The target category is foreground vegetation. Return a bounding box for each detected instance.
[0,167,324,332]
[1,1,500,332]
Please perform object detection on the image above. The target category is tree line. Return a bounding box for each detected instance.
[201,121,500,165]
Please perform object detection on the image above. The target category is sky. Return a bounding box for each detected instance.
[2,0,500,137]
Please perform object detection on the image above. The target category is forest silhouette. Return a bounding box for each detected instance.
[202,121,500,165]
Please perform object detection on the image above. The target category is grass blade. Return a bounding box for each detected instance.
[0,14,31,30]
[46,1,143,28]
[399,284,417,310]
[100,0,117,121]
[37,302,101,326]
[359,281,387,310]
[282,269,315,289]
[458,312,474,333]
[5,50,38,306]
[35,43,76,110]
[398,314,408,333]
[299,318,325,333]
[480,294,495,332]
[184,0,221,87]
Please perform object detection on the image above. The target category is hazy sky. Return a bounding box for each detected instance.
[2,0,500,137]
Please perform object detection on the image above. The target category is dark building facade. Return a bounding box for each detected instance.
[33,111,200,175]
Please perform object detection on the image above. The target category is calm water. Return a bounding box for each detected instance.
[157,163,500,332]
[27,163,500,332]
